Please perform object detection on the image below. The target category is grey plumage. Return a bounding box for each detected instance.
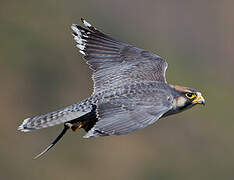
[18,98,94,131]
[18,18,171,136]
[84,82,174,138]
[71,23,168,93]
[18,18,205,150]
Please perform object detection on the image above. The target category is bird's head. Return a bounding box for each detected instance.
[170,85,205,111]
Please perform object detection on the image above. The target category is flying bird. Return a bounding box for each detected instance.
[18,18,205,159]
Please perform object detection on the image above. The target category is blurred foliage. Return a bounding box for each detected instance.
[1,0,234,179]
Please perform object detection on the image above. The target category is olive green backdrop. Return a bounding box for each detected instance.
[1,0,234,179]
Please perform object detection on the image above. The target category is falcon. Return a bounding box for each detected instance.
[18,18,205,159]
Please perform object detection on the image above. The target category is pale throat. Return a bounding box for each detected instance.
[174,96,187,107]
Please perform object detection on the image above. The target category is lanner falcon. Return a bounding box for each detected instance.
[18,18,205,159]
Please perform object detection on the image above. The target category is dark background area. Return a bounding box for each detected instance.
[1,0,234,179]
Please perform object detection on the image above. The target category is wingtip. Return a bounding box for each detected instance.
[81,18,92,27]
[71,24,79,33]
[71,24,76,29]
[71,21,88,55]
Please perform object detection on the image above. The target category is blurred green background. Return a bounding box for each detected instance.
[1,0,234,179]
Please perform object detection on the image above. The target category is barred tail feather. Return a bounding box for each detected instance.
[18,100,93,132]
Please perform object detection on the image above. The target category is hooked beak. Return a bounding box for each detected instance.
[193,93,205,105]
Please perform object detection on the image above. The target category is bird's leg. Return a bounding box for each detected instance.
[70,122,83,131]
[70,120,91,131]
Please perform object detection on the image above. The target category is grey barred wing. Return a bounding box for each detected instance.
[72,19,168,93]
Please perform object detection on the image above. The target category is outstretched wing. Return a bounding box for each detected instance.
[84,88,173,138]
[71,18,168,93]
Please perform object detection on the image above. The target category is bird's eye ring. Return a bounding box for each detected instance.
[185,92,196,99]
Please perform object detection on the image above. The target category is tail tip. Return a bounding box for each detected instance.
[18,118,31,132]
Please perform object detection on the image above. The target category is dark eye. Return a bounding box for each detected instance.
[185,92,196,99]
